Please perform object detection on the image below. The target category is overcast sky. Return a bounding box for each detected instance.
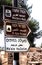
[27,0,42,47]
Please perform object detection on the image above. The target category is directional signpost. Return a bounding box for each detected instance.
[2,2,31,65]
[3,5,31,52]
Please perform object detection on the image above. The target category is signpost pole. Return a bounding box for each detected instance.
[12,0,18,7]
[12,0,19,65]
[12,0,14,7]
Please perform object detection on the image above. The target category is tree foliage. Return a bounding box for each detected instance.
[18,0,40,47]
[0,0,12,5]
[27,18,39,47]
[5,0,12,5]
[19,0,32,15]
[28,18,39,32]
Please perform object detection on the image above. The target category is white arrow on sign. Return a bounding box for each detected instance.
[5,37,30,52]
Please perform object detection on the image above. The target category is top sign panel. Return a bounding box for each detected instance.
[3,6,29,22]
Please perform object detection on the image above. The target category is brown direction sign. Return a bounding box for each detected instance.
[4,20,31,37]
[3,5,29,22]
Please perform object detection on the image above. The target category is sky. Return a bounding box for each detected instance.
[27,0,42,47]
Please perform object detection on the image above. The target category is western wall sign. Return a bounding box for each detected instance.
[4,20,31,38]
[3,5,29,22]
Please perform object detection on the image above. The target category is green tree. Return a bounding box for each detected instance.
[28,18,39,47]
[18,0,41,47]
[5,0,12,5]
[18,0,32,15]
[0,0,12,5]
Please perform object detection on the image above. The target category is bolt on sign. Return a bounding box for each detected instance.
[3,5,29,22]
[4,20,31,37]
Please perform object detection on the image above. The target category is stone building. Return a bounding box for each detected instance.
[0,47,42,65]
[19,47,42,65]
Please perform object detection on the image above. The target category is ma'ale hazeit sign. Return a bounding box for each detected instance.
[5,37,30,52]
[3,5,29,22]
[4,21,31,37]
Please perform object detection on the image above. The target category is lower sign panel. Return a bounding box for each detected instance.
[5,37,30,52]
